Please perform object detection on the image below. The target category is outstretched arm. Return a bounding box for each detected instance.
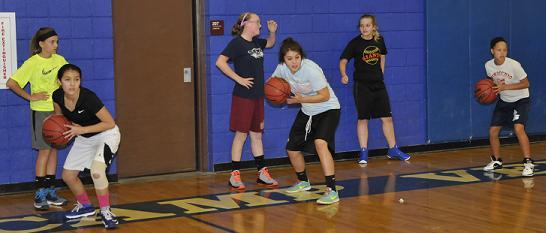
[265,20,277,48]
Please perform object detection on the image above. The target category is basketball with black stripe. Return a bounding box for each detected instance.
[474,78,496,104]
[265,77,290,105]
[42,115,72,148]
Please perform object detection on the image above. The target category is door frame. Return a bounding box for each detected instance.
[195,0,209,171]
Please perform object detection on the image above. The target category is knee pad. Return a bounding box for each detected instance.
[90,161,109,190]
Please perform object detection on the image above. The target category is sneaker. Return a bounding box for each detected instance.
[46,188,68,206]
[483,156,503,171]
[358,148,368,164]
[34,188,49,210]
[522,159,535,177]
[316,188,340,205]
[387,145,411,161]
[65,202,96,219]
[229,170,246,190]
[257,167,278,187]
[100,208,119,229]
[286,180,311,193]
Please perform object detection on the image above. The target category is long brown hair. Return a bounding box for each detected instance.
[29,27,57,56]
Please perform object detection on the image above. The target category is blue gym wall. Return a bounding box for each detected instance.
[427,0,546,143]
[205,0,427,169]
[0,0,115,185]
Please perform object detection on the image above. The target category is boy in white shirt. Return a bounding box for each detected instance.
[482,37,534,176]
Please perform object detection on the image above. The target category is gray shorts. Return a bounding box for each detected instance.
[31,111,53,150]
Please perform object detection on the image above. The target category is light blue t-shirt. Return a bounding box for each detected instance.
[272,59,340,116]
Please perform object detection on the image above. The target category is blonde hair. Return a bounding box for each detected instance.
[30,27,57,56]
[359,14,381,42]
[232,12,256,36]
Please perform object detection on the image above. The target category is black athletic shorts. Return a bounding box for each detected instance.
[353,81,392,119]
[490,97,530,127]
[286,109,340,155]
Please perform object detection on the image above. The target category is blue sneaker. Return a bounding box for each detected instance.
[100,208,119,229]
[387,145,411,161]
[358,148,368,164]
[65,202,96,219]
[46,188,68,206]
[34,188,49,210]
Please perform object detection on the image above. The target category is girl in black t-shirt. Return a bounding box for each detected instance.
[215,12,279,190]
[339,14,410,164]
[52,64,120,229]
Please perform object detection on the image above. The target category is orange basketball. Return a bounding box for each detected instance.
[265,77,291,105]
[42,115,72,148]
[474,79,497,104]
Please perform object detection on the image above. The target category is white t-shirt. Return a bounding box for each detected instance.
[485,57,529,102]
[272,59,340,116]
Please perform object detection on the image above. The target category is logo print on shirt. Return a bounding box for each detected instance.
[512,110,520,121]
[491,71,513,81]
[248,48,264,59]
[362,46,381,65]
[77,110,84,114]
[42,66,57,75]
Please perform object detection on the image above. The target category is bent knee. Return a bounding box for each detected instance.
[489,127,501,135]
[514,124,526,134]
[62,172,77,183]
[314,139,328,149]
[91,172,102,179]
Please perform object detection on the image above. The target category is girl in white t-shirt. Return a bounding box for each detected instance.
[271,38,341,204]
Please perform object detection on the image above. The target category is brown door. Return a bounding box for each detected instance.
[112,0,196,177]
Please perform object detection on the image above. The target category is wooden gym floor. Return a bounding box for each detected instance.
[0,141,545,233]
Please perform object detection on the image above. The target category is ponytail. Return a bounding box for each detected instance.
[30,27,57,56]
[232,12,253,36]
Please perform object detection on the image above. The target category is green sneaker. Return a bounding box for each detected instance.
[316,188,339,205]
[285,180,311,193]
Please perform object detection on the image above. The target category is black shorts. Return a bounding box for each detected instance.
[353,82,392,119]
[490,97,530,127]
[286,109,340,155]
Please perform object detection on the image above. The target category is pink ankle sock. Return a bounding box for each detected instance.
[76,193,91,205]
[97,194,110,209]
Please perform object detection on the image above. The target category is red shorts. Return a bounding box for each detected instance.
[230,96,264,133]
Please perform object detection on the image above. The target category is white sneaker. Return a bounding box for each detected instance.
[483,156,502,171]
[522,161,535,177]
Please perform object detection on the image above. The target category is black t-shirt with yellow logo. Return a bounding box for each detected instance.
[340,35,387,85]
